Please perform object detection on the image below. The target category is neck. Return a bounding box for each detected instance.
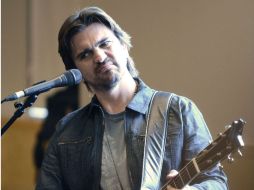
[94,75,137,114]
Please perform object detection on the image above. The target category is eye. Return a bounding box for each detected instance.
[79,50,92,60]
[99,40,112,48]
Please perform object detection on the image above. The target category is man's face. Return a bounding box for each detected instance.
[71,23,129,92]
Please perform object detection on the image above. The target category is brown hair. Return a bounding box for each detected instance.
[58,6,138,77]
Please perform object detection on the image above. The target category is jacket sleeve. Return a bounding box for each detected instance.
[174,95,228,190]
[35,124,65,190]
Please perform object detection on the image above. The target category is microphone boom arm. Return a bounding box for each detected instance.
[1,94,39,136]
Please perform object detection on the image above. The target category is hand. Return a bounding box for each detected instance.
[166,170,193,190]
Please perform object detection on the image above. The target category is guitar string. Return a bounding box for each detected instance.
[163,149,219,189]
[166,144,225,189]
[161,161,196,189]
[196,137,227,170]
[171,162,196,188]
[162,130,231,189]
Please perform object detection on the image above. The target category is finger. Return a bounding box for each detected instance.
[166,169,179,179]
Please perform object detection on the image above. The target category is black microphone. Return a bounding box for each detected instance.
[2,69,82,103]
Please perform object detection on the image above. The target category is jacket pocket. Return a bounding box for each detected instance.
[58,137,94,188]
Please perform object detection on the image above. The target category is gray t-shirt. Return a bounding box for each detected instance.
[100,111,131,190]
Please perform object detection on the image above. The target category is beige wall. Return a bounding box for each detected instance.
[2,0,254,189]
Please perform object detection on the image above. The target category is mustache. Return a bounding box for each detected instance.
[97,57,112,65]
[95,58,116,71]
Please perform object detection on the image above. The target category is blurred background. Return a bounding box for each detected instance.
[1,0,254,189]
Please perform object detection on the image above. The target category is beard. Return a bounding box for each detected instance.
[84,58,122,92]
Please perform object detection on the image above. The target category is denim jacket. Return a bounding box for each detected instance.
[36,79,228,190]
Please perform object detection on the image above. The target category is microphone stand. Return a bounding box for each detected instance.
[1,94,38,136]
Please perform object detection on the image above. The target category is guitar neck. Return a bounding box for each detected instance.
[160,119,245,190]
[161,158,200,190]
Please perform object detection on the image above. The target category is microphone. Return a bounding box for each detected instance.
[2,69,82,103]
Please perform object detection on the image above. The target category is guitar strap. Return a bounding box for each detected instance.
[140,91,173,190]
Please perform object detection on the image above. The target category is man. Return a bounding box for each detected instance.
[36,7,228,190]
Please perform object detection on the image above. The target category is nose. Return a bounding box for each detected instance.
[93,48,107,64]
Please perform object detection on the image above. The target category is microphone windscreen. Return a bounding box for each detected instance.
[64,69,82,86]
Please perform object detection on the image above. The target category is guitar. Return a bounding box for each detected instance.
[160,118,245,190]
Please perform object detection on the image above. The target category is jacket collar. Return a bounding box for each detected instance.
[89,78,155,115]
[127,78,155,114]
